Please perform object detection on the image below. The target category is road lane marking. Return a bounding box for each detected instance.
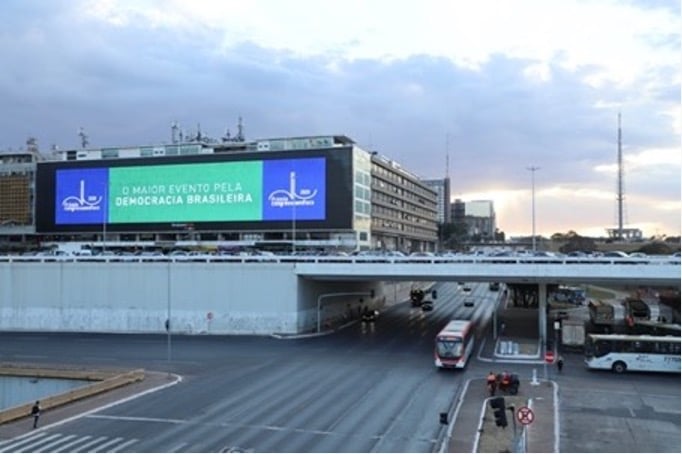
[86,414,187,424]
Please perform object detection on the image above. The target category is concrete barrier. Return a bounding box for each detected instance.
[0,366,145,425]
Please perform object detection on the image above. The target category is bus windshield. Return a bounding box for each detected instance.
[436,337,463,358]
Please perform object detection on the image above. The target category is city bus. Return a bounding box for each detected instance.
[584,333,681,373]
[434,320,475,369]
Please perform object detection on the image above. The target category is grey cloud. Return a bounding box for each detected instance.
[0,3,678,216]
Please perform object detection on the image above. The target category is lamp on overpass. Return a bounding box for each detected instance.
[527,166,540,252]
[166,260,172,377]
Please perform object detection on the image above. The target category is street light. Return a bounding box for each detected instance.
[102,182,108,253]
[527,166,540,252]
[291,168,297,255]
[166,260,172,376]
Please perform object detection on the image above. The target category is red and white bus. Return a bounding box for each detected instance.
[434,320,475,369]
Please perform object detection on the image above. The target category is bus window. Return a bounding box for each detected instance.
[436,339,463,358]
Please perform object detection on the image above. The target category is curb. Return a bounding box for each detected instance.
[0,366,145,425]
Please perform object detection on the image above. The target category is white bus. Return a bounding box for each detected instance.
[434,320,475,369]
[584,333,681,374]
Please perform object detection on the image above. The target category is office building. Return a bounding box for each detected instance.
[1,134,437,252]
[422,178,451,224]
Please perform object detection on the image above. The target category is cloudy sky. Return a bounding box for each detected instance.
[1,0,679,238]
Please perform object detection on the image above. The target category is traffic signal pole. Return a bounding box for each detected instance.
[508,404,517,441]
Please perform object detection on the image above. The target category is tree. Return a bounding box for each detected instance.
[440,222,469,250]
[637,242,674,255]
[559,233,597,253]
[551,232,566,242]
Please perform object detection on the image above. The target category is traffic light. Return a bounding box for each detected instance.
[490,397,508,428]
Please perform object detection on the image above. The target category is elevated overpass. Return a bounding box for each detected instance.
[292,255,681,287]
[0,254,678,337]
[292,254,680,343]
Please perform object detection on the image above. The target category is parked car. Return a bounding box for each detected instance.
[603,251,629,258]
[421,300,434,311]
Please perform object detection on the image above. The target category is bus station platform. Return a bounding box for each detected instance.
[443,300,560,453]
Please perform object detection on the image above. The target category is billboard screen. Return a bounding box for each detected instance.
[37,149,351,233]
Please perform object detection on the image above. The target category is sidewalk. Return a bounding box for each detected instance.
[445,378,557,453]
[0,371,178,441]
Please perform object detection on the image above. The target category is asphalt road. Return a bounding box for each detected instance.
[0,281,679,453]
[0,282,496,453]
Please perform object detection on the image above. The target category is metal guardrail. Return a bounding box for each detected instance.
[0,254,678,266]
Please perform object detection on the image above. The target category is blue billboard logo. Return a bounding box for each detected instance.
[263,158,325,220]
[268,171,319,207]
[62,180,103,212]
[56,168,108,225]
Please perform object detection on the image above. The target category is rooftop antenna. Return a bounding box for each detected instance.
[171,121,179,144]
[235,116,244,142]
[616,112,625,240]
[445,133,450,179]
[78,127,89,149]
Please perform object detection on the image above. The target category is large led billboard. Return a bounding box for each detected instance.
[36,149,352,233]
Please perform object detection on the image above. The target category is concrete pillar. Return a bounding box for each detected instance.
[538,283,547,347]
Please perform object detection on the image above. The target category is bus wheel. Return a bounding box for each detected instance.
[612,361,627,374]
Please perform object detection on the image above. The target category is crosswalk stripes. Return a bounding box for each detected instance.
[0,432,139,453]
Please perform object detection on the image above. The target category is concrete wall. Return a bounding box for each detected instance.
[0,262,301,335]
[0,261,424,335]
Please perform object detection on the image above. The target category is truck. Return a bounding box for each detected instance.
[561,319,586,349]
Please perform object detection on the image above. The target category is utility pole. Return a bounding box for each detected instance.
[527,166,540,252]
[617,112,624,240]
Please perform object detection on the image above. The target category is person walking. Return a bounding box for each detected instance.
[31,400,41,429]
[486,371,497,396]
[557,355,564,373]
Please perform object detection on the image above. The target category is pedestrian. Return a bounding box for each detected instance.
[31,400,41,429]
[499,321,506,336]
[557,355,564,373]
[486,371,497,396]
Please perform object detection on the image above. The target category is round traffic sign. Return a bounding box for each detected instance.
[516,406,535,425]
[545,351,555,363]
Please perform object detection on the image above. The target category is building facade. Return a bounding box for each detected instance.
[422,177,451,224]
[450,199,496,240]
[0,147,39,242]
[370,155,438,253]
[465,200,496,239]
[1,135,437,252]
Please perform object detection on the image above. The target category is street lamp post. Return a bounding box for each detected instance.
[166,260,172,376]
[527,166,540,252]
[291,169,297,255]
[102,182,108,253]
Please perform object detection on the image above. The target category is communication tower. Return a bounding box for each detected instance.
[616,112,625,240]
[78,127,89,149]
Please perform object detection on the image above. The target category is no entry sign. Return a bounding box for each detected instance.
[517,406,535,425]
